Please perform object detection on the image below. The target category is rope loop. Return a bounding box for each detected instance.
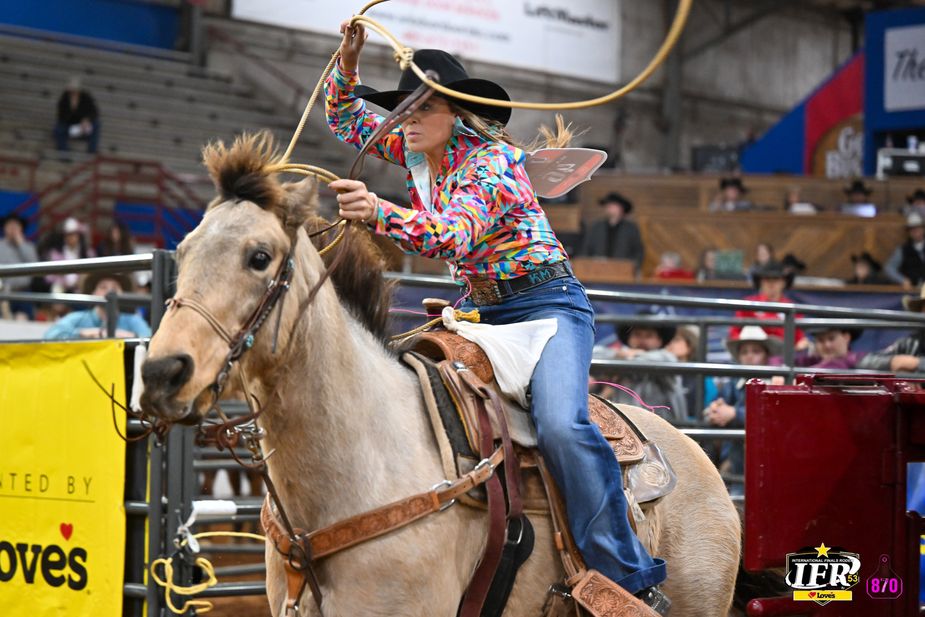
[394,46,414,70]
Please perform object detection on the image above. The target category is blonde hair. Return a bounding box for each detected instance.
[449,103,578,152]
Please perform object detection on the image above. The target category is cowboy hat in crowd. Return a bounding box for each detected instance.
[906,189,925,205]
[719,177,748,193]
[751,260,794,290]
[598,191,633,214]
[804,324,862,345]
[617,309,677,348]
[725,325,783,358]
[844,179,872,196]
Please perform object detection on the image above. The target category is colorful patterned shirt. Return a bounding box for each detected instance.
[325,63,568,281]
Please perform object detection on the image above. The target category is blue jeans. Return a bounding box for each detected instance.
[54,120,100,153]
[460,274,666,593]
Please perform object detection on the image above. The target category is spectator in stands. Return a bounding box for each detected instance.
[653,251,695,280]
[666,324,705,414]
[747,242,775,284]
[594,311,688,423]
[579,191,644,275]
[703,326,783,495]
[730,259,808,350]
[885,212,925,289]
[784,186,817,215]
[907,189,925,218]
[53,77,100,154]
[839,179,877,216]
[709,177,753,212]
[795,326,864,369]
[44,272,149,340]
[0,213,39,319]
[96,220,135,257]
[697,248,746,282]
[846,252,893,285]
[46,217,95,294]
[858,285,925,374]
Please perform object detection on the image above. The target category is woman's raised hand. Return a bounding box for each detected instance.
[330,179,379,223]
[338,20,367,73]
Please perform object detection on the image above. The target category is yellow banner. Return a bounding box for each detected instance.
[793,590,853,601]
[0,341,126,616]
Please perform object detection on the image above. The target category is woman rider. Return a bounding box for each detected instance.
[325,22,669,614]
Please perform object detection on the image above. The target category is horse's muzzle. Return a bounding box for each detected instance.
[141,354,196,420]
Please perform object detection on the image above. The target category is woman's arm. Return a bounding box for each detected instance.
[333,151,528,261]
[324,23,405,167]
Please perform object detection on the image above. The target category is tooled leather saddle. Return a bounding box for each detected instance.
[405,329,677,514]
[402,323,677,617]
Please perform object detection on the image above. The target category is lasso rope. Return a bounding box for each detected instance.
[390,308,480,342]
[274,0,691,169]
[150,531,267,614]
[350,0,693,112]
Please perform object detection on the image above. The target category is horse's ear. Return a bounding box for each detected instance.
[281,176,319,230]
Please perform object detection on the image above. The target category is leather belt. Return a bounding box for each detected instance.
[467,261,573,306]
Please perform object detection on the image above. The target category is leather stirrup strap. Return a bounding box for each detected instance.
[457,369,523,519]
[536,455,586,583]
[458,393,508,617]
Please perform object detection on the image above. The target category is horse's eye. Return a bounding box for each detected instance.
[249,250,272,271]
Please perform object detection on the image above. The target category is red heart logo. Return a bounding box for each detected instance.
[60,523,73,541]
[808,592,816,598]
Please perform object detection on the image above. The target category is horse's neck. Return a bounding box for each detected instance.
[257,295,438,529]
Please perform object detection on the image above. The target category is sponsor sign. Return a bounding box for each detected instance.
[232,0,621,83]
[0,341,127,616]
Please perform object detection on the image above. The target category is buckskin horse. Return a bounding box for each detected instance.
[140,132,740,616]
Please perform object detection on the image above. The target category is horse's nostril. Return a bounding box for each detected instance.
[142,354,194,395]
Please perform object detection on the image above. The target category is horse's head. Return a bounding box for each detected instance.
[141,132,318,424]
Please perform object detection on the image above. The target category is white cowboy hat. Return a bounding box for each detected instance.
[62,217,83,234]
[725,325,783,358]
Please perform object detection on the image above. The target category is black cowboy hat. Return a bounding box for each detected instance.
[617,310,677,348]
[751,260,794,289]
[851,251,883,272]
[353,49,512,126]
[81,271,134,295]
[598,191,633,214]
[781,253,806,274]
[719,177,748,193]
[804,324,863,344]
[1,212,27,229]
[907,189,925,204]
[844,179,872,195]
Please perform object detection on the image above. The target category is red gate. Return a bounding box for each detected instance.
[745,374,924,616]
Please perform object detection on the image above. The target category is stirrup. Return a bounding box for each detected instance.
[571,570,662,617]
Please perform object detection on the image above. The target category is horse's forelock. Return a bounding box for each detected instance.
[202,131,286,218]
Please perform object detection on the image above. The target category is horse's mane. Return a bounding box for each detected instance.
[307,216,395,344]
